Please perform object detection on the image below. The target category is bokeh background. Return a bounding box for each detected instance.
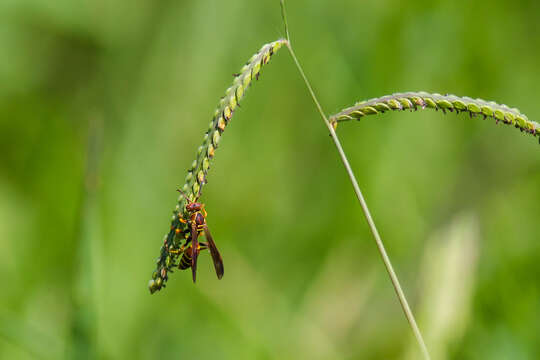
[1,0,539,359]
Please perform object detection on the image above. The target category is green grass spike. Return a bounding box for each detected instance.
[149,39,288,294]
[330,92,538,142]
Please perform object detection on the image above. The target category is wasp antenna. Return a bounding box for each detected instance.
[195,174,208,200]
[196,184,203,200]
[176,188,191,202]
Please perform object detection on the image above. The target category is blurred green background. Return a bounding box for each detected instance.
[1,0,539,359]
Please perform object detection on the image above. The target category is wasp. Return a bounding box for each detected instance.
[175,188,224,283]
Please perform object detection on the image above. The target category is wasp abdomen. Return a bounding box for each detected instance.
[179,246,193,270]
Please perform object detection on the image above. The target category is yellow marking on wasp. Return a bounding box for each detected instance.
[169,245,185,255]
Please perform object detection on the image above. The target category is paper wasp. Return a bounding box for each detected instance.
[174,187,224,283]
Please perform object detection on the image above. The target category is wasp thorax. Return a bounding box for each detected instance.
[194,212,205,226]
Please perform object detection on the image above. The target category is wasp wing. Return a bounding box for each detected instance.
[190,221,199,283]
[202,224,224,279]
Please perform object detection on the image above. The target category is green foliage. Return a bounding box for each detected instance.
[1,1,539,359]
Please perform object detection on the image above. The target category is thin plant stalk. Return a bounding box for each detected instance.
[280,2,431,359]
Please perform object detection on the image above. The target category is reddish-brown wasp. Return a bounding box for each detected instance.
[176,188,224,283]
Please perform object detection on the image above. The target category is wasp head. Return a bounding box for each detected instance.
[186,202,203,213]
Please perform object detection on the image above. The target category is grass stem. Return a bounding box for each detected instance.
[280,2,431,358]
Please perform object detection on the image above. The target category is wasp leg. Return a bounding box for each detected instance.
[168,244,185,255]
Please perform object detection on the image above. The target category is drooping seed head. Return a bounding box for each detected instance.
[330,92,538,141]
[150,39,287,293]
